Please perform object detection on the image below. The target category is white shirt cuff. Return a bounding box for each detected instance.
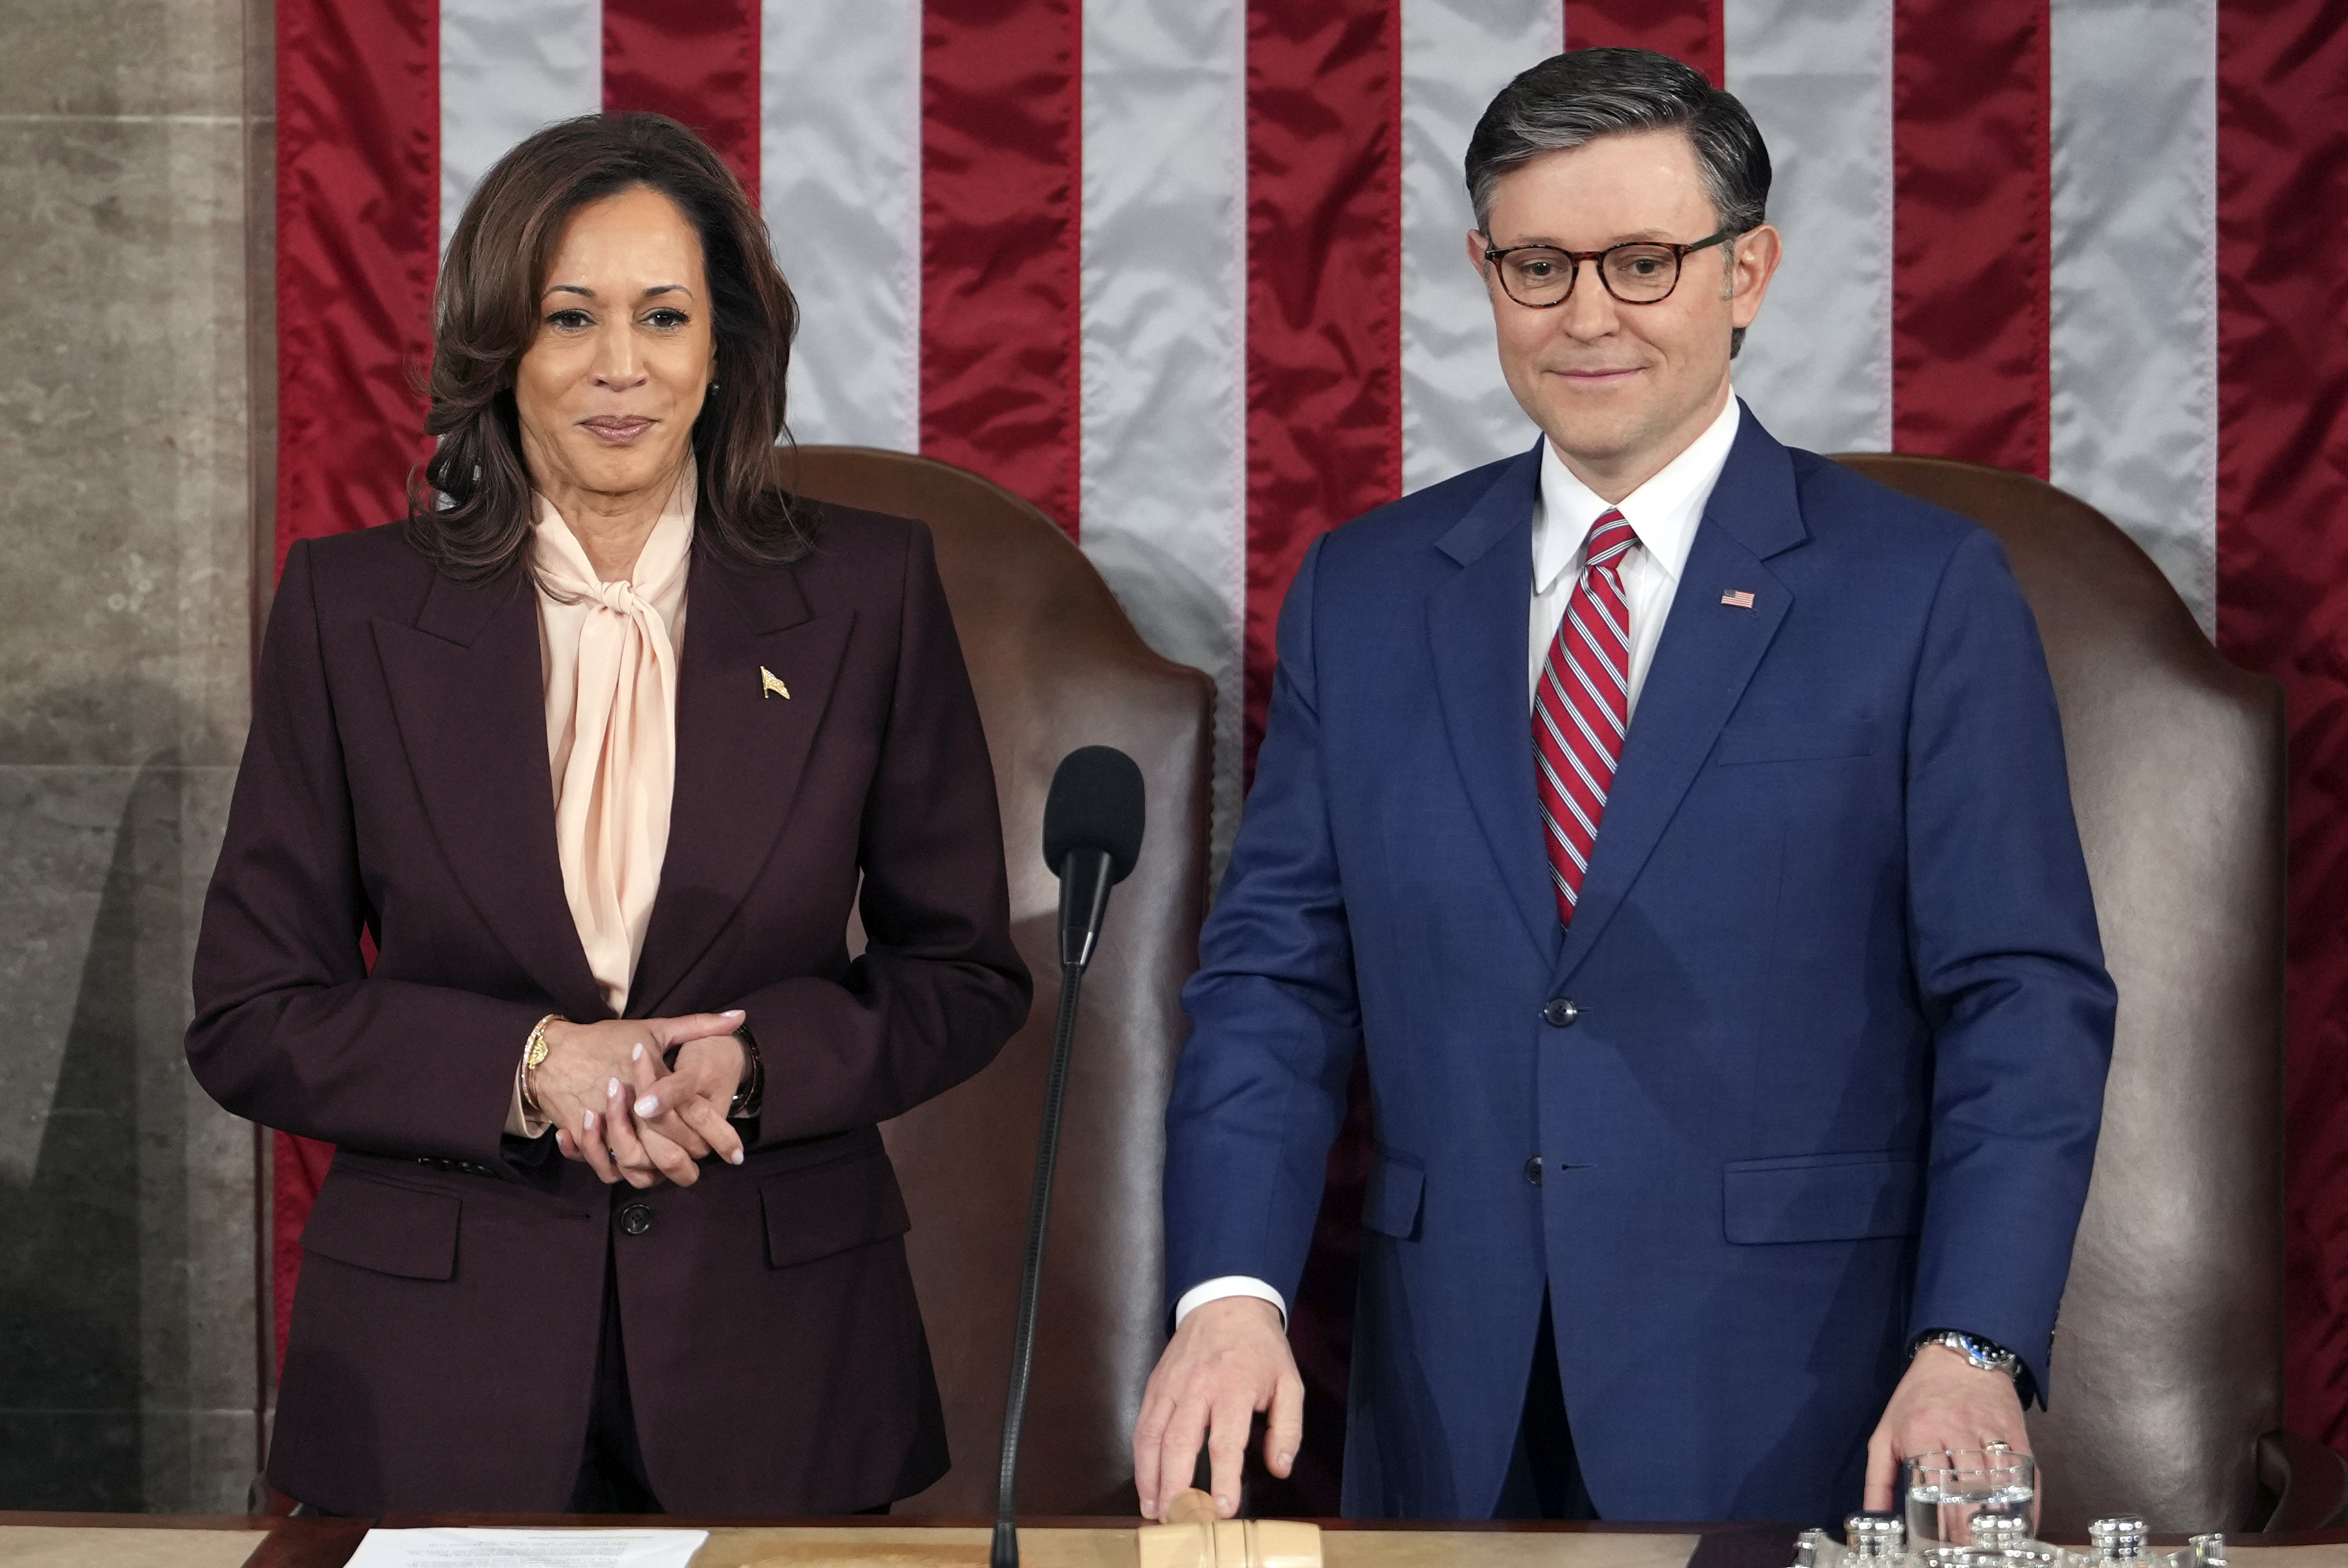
[1174,1276,1289,1329]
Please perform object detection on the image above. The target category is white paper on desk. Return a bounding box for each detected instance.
[342,1527,708,1568]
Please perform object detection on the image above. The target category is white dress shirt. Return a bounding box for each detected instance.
[1174,394,1745,1331]
[1527,392,1739,714]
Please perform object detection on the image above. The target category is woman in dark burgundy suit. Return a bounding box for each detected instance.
[186,113,1029,1515]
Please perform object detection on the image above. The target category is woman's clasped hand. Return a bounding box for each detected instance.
[540,1010,751,1187]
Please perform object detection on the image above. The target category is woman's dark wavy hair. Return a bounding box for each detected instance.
[411,112,813,580]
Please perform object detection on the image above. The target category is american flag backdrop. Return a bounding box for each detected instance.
[270,0,2348,1488]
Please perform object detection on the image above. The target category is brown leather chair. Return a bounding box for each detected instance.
[1833,455,2343,1534]
[780,445,1214,1516]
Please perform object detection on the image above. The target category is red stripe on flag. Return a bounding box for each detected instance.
[1564,0,1725,88]
[603,0,763,205]
[1243,0,1404,766]
[2216,0,2348,1448]
[274,0,438,570]
[1238,0,1402,1519]
[1889,0,2052,477]
[920,0,1084,536]
[273,0,439,1366]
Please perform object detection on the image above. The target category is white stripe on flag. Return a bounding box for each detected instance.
[2050,0,2219,635]
[763,0,923,451]
[1725,0,1895,455]
[1399,0,1555,496]
[440,0,601,255]
[1080,0,1251,873]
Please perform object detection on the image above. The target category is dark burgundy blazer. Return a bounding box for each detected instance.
[186,504,1031,1515]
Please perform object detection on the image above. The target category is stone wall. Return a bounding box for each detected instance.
[0,0,270,1513]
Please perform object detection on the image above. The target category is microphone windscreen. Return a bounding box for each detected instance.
[1042,746,1147,885]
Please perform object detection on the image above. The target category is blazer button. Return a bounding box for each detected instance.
[1524,1156,1544,1187]
[1542,997,1579,1028]
[619,1203,655,1237]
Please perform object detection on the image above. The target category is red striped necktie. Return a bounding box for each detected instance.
[1533,509,1638,927]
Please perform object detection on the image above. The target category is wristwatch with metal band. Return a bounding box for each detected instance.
[658,1025,765,1121]
[1912,1328,2021,1378]
[728,1023,763,1120]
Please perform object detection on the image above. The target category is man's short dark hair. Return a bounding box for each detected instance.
[1466,48,1771,353]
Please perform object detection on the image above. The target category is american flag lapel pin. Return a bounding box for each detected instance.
[1720,589,1757,610]
[760,665,791,700]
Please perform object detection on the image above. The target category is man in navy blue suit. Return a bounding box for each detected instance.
[1132,47,2114,1526]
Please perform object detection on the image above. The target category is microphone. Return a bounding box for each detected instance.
[992,746,1147,1568]
[1042,745,1148,968]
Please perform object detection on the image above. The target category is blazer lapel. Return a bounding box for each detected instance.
[372,571,607,1021]
[1427,445,1559,966]
[627,550,854,1017]
[1555,406,1808,984]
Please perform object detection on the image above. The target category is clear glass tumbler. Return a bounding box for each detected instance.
[1904,1447,2039,1549]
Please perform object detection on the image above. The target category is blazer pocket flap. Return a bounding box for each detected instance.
[1723,1154,1921,1244]
[300,1172,461,1280]
[760,1153,912,1270]
[1714,720,1880,766]
[1361,1152,1426,1241]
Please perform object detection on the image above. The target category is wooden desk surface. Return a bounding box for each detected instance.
[0,1516,1768,1568]
[3,1514,2343,1568]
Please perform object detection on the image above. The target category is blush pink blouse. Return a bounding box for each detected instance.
[509,464,695,1137]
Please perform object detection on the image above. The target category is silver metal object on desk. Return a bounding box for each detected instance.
[1786,1510,2225,1568]
[1849,1514,1908,1560]
[2090,1518,2150,1563]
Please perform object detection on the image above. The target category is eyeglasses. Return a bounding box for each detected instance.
[1480,229,1735,308]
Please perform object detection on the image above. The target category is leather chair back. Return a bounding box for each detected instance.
[1834,455,2286,1532]
[781,445,1214,1516]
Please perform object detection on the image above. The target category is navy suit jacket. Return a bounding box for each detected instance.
[1162,407,2114,1523]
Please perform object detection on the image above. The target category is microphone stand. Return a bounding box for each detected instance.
[991,848,1115,1568]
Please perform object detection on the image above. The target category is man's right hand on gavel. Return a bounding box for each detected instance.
[1132,1296,1306,1522]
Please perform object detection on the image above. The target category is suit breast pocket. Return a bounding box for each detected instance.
[1712,719,1882,767]
[1722,1152,1921,1244]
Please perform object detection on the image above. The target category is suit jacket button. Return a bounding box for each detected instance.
[619,1203,654,1237]
[1542,997,1579,1028]
[1524,1156,1543,1187]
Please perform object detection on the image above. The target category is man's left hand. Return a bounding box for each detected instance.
[1863,1344,2031,1511]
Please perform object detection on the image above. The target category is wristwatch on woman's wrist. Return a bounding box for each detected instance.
[728,1023,763,1120]
[1911,1328,2021,1378]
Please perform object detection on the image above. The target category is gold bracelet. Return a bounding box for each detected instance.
[520,1013,565,1119]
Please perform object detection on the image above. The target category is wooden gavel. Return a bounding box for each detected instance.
[1134,1490,1324,1568]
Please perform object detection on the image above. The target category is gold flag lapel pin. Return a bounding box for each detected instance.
[1720,589,1757,610]
[760,665,791,700]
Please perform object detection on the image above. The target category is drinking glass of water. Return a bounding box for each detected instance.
[1904,1447,2039,1549]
